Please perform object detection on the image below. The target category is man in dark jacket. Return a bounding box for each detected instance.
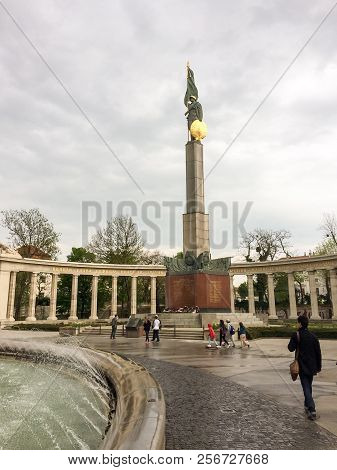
[288,315,322,420]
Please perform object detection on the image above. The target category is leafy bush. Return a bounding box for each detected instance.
[246,326,337,340]
[8,323,64,331]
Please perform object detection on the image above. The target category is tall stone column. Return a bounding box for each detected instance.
[151,277,157,315]
[7,271,17,322]
[0,269,11,321]
[131,277,137,315]
[287,272,298,319]
[329,269,337,318]
[69,274,79,321]
[26,272,38,322]
[229,274,235,313]
[247,274,255,314]
[182,141,209,257]
[267,273,277,319]
[110,276,118,319]
[308,270,320,319]
[48,273,59,320]
[90,275,98,320]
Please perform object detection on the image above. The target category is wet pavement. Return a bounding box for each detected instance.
[2,331,337,449]
[81,335,337,450]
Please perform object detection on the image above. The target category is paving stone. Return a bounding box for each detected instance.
[133,356,337,450]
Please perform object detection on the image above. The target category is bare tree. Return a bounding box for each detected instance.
[320,213,337,247]
[0,208,60,318]
[0,208,60,259]
[241,228,292,262]
[240,228,292,306]
[89,215,144,264]
[89,216,144,315]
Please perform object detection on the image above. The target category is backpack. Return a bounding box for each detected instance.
[230,325,235,335]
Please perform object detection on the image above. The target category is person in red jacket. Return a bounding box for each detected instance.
[207,323,221,348]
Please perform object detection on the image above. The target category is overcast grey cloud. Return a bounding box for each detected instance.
[1,0,337,259]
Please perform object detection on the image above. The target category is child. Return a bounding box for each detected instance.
[238,322,250,348]
[207,323,221,348]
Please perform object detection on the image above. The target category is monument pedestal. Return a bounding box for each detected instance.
[165,272,231,313]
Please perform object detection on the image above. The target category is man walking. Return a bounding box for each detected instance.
[288,315,322,420]
[110,314,118,340]
[152,315,161,342]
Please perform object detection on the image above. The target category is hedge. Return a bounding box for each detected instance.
[246,326,337,340]
[5,321,105,331]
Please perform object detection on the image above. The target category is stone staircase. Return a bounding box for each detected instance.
[135,313,202,328]
[80,311,263,341]
[80,325,204,340]
[200,312,264,329]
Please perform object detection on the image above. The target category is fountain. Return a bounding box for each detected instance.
[0,335,165,450]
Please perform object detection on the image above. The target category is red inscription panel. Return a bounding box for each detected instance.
[165,273,230,311]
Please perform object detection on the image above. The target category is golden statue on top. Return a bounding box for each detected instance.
[184,63,208,141]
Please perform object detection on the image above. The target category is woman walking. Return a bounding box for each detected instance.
[238,322,250,348]
[219,320,229,348]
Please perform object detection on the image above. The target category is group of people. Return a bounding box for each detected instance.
[143,315,161,343]
[207,320,250,349]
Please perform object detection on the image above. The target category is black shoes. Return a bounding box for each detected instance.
[308,411,317,421]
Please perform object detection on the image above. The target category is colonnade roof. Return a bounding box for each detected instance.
[2,253,337,277]
[229,254,337,275]
[0,255,166,277]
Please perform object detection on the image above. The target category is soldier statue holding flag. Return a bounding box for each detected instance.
[184,63,207,141]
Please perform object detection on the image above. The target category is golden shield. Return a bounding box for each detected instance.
[190,120,208,140]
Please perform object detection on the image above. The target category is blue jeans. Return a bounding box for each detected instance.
[299,373,315,412]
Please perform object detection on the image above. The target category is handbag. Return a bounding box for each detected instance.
[290,331,300,381]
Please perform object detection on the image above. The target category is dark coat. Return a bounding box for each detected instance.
[143,320,151,332]
[288,327,322,376]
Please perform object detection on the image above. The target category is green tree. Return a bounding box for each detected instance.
[274,273,289,308]
[313,236,337,308]
[237,282,248,299]
[57,247,110,318]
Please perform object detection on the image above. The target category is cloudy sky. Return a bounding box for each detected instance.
[1,0,337,260]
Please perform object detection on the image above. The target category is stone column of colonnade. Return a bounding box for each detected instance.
[151,277,157,315]
[69,274,79,321]
[287,272,298,319]
[26,272,38,322]
[90,275,99,320]
[131,276,137,315]
[48,273,59,320]
[308,270,320,319]
[229,274,235,313]
[110,276,118,319]
[330,269,337,318]
[267,273,278,319]
[6,271,17,322]
[247,274,255,314]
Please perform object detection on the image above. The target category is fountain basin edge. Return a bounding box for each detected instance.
[0,341,165,450]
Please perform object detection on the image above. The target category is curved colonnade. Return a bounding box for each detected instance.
[1,253,337,322]
[228,254,337,319]
[0,255,166,323]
